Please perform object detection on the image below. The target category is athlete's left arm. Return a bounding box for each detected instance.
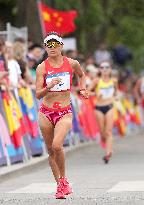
[70,59,89,99]
[113,78,119,99]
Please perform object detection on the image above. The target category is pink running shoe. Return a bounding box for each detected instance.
[55,182,65,199]
[103,152,112,164]
[60,177,73,195]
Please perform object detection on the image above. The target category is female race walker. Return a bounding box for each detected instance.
[88,61,118,164]
[36,32,88,199]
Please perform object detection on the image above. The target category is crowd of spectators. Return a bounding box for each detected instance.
[0,36,141,103]
[0,37,44,90]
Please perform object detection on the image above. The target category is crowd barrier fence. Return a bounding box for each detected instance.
[0,88,143,167]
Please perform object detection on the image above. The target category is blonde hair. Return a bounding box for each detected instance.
[13,42,26,61]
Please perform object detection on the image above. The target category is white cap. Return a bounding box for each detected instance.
[86,65,98,74]
[44,34,63,45]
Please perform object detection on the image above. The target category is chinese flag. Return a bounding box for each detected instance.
[38,2,77,35]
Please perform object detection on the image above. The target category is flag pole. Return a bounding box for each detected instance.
[36,0,46,38]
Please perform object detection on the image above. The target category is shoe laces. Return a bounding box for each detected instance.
[57,182,64,192]
[63,178,69,186]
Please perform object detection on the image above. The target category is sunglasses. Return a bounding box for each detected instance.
[45,41,61,48]
[99,65,111,69]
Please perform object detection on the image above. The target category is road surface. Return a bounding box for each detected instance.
[0,130,144,205]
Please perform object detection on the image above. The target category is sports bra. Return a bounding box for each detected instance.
[43,57,73,92]
[96,78,115,99]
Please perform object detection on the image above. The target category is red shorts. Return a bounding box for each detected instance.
[39,103,72,126]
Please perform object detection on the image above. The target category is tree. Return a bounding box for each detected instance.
[16,0,43,43]
[0,0,43,43]
[48,0,144,70]
[0,0,144,70]
[0,0,16,29]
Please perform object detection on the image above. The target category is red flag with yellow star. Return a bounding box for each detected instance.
[38,1,77,35]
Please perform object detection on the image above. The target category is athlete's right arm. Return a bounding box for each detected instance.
[36,63,61,99]
[36,63,49,99]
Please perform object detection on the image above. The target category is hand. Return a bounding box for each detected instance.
[80,89,89,99]
[19,79,27,88]
[113,91,120,101]
[0,71,9,80]
[47,78,61,89]
[114,95,120,101]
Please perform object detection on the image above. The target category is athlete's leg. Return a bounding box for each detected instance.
[38,112,60,183]
[95,110,105,141]
[52,114,72,178]
[105,108,114,155]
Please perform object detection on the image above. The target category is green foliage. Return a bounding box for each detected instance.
[0,0,144,70]
[0,0,17,27]
[48,0,144,70]
[106,0,144,71]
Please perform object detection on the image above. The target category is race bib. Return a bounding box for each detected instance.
[46,72,70,91]
[99,86,114,99]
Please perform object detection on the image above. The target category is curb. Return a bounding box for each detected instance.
[0,140,96,183]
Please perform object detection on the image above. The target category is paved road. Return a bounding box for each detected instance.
[0,130,144,205]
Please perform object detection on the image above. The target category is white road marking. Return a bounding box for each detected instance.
[8,182,73,194]
[8,183,57,194]
[108,181,144,192]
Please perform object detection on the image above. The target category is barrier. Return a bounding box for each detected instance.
[0,88,143,167]
[0,23,28,44]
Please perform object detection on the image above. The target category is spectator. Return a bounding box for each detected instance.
[27,44,44,64]
[18,59,35,89]
[0,38,8,71]
[13,41,26,61]
[0,71,9,87]
[94,43,111,65]
[85,70,96,87]
[66,50,78,59]
[14,37,27,59]
[27,55,37,81]
[85,55,98,75]
[0,38,10,89]
[112,43,132,67]
[5,41,26,88]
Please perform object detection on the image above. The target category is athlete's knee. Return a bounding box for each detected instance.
[105,129,112,137]
[52,142,62,152]
[48,147,55,157]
